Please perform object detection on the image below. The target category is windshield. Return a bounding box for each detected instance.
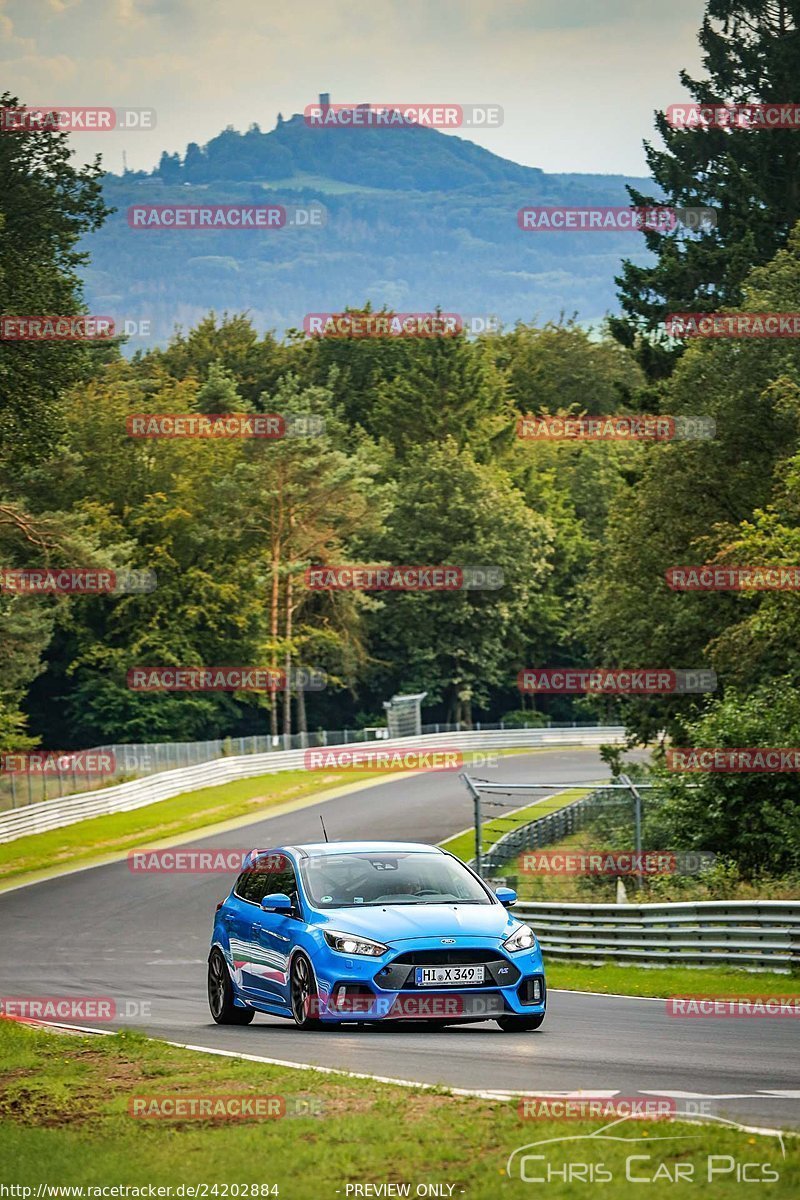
[299,851,493,908]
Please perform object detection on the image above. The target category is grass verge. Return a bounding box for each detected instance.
[1,1019,797,1199]
[546,960,800,998]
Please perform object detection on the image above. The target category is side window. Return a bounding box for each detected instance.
[235,854,299,908]
[234,868,265,904]
[269,864,301,908]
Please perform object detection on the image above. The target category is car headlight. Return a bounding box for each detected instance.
[324,929,388,957]
[503,925,537,953]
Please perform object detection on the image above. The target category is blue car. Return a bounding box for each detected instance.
[208,840,546,1031]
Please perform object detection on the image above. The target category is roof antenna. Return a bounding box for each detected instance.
[319,814,329,842]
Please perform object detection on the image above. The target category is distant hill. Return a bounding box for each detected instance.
[81,107,657,346]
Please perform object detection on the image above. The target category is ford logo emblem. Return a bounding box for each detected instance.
[440,938,456,944]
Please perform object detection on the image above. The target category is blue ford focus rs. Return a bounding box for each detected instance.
[208,841,546,1031]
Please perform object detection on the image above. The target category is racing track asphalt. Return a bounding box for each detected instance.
[1,749,798,1130]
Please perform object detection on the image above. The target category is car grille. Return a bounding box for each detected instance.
[389,949,501,965]
[376,948,521,991]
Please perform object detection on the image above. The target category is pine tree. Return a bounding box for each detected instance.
[612,0,800,378]
[195,360,252,414]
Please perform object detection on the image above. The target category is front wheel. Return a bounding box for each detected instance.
[496,1013,545,1032]
[290,953,324,1030]
[208,949,254,1024]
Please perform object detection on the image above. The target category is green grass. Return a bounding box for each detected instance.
[440,786,600,864]
[547,960,800,998]
[1,1019,797,1198]
[0,768,389,886]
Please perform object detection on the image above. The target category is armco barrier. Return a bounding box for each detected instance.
[481,789,609,872]
[0,727,624,843]
[513,899,800,972]
[0,720,611,810]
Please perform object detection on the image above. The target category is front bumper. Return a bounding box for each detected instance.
[313,935,546,1022]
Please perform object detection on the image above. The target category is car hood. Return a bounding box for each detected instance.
[314,903,515,943]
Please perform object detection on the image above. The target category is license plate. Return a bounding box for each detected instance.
[415,965,486,986]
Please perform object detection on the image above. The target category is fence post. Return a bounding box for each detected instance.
[620,773,643,892]
[462,773,483,879]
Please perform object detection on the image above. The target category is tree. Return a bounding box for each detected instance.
[195,360,250,414]
[147,313,293,406]
[612,1,800,376]
[370,329,512,459]
[491,319,645,416]
[0,92,111,747]
[650,679,800,878]
[360,440,554,724]
[0,92,111,469]
[156,151,182,183]
[588,225,800,740]
[233,374,379,737]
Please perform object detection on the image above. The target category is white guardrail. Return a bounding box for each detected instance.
[513,900,800,972]
[0,727,625,843]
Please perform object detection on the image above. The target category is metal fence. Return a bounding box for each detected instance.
[0,726,626,842]
[0,721,615,812]
[512,899,800,972]
[480,789,609,873]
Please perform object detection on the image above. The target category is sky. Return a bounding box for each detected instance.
[0,0,707,177]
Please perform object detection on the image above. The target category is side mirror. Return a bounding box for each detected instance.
[495,886,517,908]
[260,892,293,912]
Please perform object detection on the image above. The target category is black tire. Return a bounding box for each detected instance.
[208,949,254,1025]
[496,1012,546,1032]
[290,953,324,1030]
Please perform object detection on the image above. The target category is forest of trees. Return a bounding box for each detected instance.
[3,2,800,879]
